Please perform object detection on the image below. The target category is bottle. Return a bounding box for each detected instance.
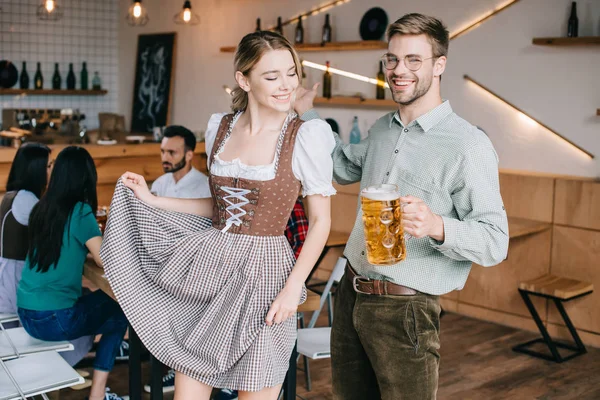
[92,71,101,90]
[321,13,332,45]
[52,63,61,90]
[567,2,578,37]
[323,61,332,99]
[81,62,88,90]
[376,62,386,100]
[275,16,283,35]
[255,18,261,32]
[19,62,29,89]
[349,116,361,144]
[66,63,76,90]
[34,62,43,89]
[295,15,304,44]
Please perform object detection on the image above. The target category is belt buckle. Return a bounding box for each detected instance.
[352,275,372,295]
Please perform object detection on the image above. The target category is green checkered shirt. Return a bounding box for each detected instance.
[302,100,509,295]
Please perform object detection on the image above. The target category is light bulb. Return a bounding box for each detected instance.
[183,9,191,22]
[133,3,142,18]
[45,0,55,12]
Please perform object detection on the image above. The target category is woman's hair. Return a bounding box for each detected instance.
[28,146,98,273]
[6,143,51,198]
[231,30,302,112]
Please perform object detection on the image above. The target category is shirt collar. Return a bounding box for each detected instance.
[171,167,198,186]
[390,100,453,133]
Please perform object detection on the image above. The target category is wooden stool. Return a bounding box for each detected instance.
[513,274,593,363]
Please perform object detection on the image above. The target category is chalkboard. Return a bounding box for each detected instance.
[131,32,177,133]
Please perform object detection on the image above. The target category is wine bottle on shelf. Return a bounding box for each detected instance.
[92,71,102,90]
[81,62,88,90]
[321,13,332,45]
[295,15,304,44]
[66,63,76,90]
[275,16,283,35]
[349,116,361,144]
[52,63,61,90]
[323,61,332,99]
[376,62,386,100]
[34,62,43,89]
[567,2,578,37]
[20,62,29,89]
[255,18,261,32]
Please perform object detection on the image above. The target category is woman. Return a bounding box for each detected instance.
[17,146,128,400]
[0,143,51,315]
[102,31,335,399]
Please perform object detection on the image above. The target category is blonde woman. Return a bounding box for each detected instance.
[101,31,335,400]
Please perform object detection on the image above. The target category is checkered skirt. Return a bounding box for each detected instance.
[100,181,305,391]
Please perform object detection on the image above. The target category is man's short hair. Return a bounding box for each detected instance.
[162,125,197,152]
[387,13,449,58]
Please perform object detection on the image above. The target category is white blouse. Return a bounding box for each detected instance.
[205,112,336,197]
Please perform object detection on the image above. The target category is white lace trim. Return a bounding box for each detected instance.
[220,186,252,232]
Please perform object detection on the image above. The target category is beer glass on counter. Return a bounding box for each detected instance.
[360,184,408,265]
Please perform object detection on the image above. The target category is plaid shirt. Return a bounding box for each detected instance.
[285,199,309,259]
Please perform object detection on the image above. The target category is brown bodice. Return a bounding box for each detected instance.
[209,113,303,236]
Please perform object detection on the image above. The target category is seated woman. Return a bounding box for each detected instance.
[17,146,128,400]
[0,143,51,316]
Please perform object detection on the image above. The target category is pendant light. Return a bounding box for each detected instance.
[37,0,63,21]
[173,1,200,25]
[126,0,149,27]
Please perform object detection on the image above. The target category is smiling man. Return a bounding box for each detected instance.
[150,125,211,199]
[295,13,509,399]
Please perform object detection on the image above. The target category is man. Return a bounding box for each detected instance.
[295,13,509,399]
[150,125,211,199]
[145,126,309,399]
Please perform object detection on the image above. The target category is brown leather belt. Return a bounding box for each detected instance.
[346,264,417,296]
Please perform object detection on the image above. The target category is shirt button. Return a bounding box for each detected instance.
[394,149,399,153]
[361,251,365,256]
[404,129,408,132]
[386,172,390,176]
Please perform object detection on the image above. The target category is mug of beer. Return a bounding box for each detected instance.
[360,184,408,266]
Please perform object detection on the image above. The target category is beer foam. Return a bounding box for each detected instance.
[361,187,400,201]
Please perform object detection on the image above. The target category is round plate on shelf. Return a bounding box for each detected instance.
[359,7,388,41]
[0,61,18,89]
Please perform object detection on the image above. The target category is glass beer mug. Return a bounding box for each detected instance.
[360,184,408,266]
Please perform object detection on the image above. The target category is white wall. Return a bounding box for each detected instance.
[118,0,600,177]
[1,0,119,130]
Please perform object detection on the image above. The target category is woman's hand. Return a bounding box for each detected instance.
[121,171,153,204]
[265,279,303,326]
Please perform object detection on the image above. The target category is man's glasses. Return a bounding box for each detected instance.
[380,53,437,72]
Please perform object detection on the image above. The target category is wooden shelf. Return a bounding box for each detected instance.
[0,89,107,96]
[508,217,552,239]
[220,40,387,53]
[314,96,396,109]
[597,109,600,116]
[532,36,600,46]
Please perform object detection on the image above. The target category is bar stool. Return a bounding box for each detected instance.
[513,274,593,363]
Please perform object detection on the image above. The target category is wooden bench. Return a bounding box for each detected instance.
[513,274,594,363]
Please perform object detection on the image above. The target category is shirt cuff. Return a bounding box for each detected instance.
[429,216,458,252]
[300,109,321,121]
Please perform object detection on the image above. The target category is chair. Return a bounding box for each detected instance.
[0,314,84,399]
[297,257,347,391]
[305,231,349,289]
[513,274,594,363]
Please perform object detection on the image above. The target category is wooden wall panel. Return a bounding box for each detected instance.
[549,226,600,334]
[547,324,600,349]
[456,303,542,333]
[554,179,600,230]
[499,173,555,222]
[330,183,360,234]
[460,230,552,317]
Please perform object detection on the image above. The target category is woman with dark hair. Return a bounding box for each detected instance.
[17,146,128,400]
[0,143,51,314]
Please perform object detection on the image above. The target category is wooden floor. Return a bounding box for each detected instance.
[60,312,600,400]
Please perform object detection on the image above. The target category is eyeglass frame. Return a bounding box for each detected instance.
[380,53,440,72]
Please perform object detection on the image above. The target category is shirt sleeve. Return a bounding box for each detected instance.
[73,203,102,246]
[428,144,509,267]
[292,119,337,197]
[300,109,365,185]
[12,190,39,226]
[205,112,228,169]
